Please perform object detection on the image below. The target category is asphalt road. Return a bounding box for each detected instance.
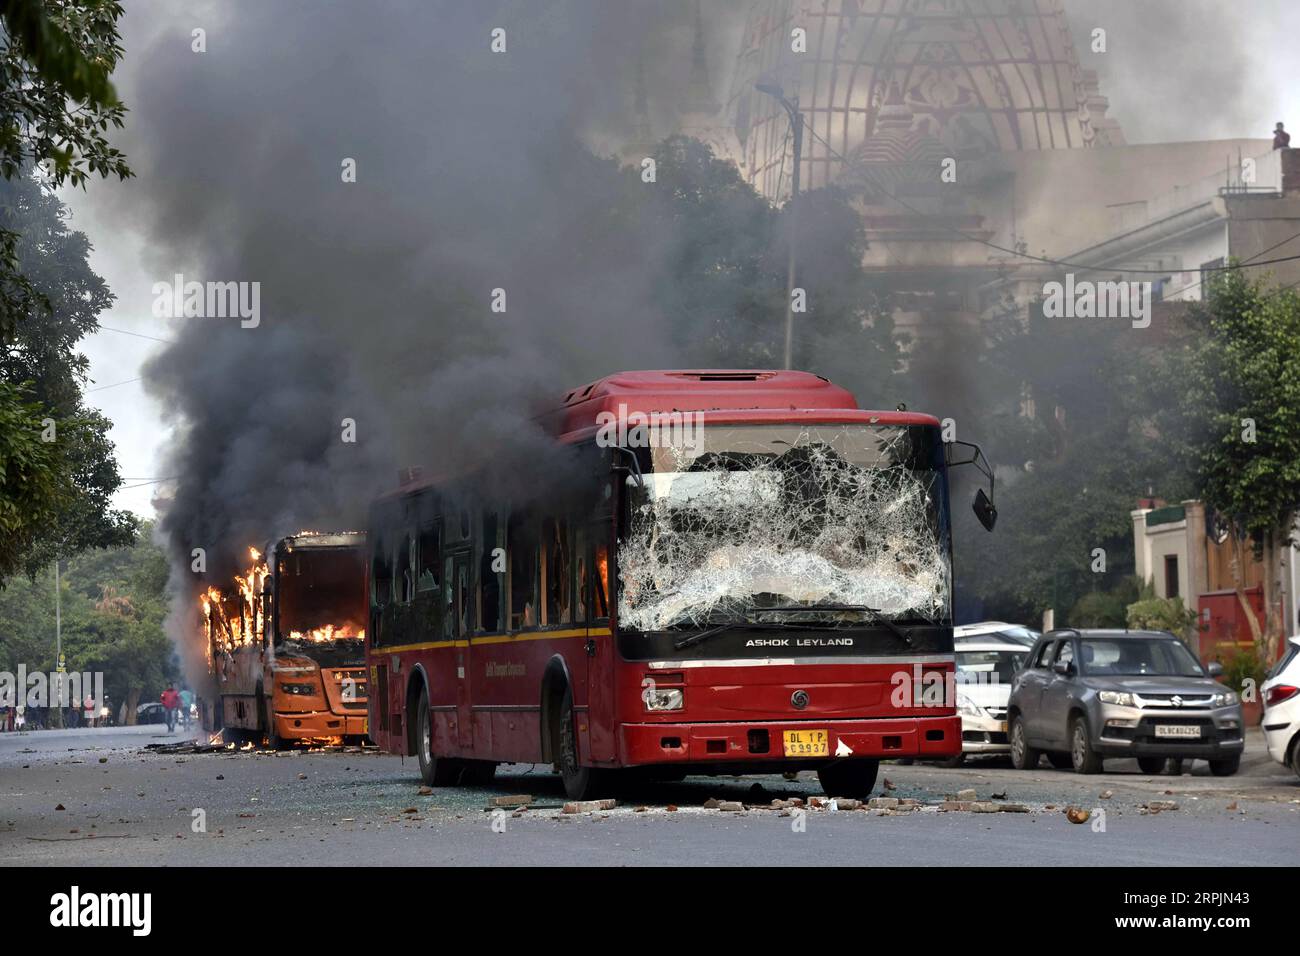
[2,725,1296,866]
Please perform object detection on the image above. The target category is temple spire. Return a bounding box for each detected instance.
[683,1,719,116]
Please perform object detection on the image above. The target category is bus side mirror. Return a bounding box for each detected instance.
[973,487,997,532]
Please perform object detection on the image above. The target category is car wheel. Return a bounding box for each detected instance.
[1047,752,1073,770]
[415,689,460,786]
[1290,736,1300,781]
[1208,754,1240,777]
[817,758,880,798]
[1009,714,1040,770]
[1070,716,1103,774]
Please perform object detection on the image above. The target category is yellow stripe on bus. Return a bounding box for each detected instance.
[379,627,611,655]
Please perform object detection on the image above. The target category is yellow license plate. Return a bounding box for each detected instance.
[783,729,829,757]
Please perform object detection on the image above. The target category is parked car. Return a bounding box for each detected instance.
[950,640,1030,764]
[1261,635,1300,779]
[1007,628,1244,776]
[136,701,168,725]
[955,621,1041,647]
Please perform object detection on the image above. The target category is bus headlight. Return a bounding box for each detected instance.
[280,683,318,696]
[643,688,683,712]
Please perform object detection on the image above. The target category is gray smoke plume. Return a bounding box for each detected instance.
[87,1,760,684]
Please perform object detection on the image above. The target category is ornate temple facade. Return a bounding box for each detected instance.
[624,0,1291,342]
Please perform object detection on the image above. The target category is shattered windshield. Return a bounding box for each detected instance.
[617,423,951,631]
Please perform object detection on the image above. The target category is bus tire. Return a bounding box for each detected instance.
[260,688,291,751]
[556,684,609,800]
[265,708,291,751]
[816,758,879,799]
[415,689,460,786]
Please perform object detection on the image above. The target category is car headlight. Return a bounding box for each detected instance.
[1212,690,1238,707]
[643,688,683,712]
[1098,691,1135,706]
[956,693,982,717]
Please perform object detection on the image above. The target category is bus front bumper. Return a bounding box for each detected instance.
[272,710,368,739]
[619,715,960,766]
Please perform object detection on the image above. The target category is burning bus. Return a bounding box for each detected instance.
[364,370,996,798]
[203,532,369,747]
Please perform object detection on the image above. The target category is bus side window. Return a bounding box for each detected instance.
[479,512,502,632]
[442,555,454,640]
[593,534,609,620]
[543,517,572,626]
[574,526,588,623]
[372,541,392,611]
[416,522,440,593]
[395,533,414,604]
[507,512,538,630]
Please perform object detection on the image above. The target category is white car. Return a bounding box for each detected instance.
[955,621,1041,647]
[1261,635,1300,779]
[951,639,1032,764]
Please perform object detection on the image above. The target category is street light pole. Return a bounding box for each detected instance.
[756,83,803,370]
[53,558,64,728]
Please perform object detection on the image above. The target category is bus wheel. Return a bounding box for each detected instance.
[816,758,880,799]
[556,685,608,800]
[415,690,460,786]
[266,714,292,751]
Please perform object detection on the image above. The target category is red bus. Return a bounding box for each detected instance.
[364,370,995,798]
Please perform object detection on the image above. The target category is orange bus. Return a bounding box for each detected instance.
[364,370,995,798]
[204,532,369,747]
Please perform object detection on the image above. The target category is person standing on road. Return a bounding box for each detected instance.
[179,687,195,730]
[160,684,181,733]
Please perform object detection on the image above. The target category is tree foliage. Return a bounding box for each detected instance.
[0,0,131,334]
[0,170,136,583]
[0,521,175,720]
[1175,268,1300,652]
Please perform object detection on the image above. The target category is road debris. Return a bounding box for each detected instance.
[563,799,617,814]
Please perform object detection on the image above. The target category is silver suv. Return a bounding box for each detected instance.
[1007,629,1244,775]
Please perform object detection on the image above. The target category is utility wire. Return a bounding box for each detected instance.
[96,325,174,344]
[85,377,142,393]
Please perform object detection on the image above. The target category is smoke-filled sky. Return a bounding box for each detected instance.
[69,0,1300,530]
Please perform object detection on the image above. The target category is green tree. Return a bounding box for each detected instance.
[0,0,131,331]
[638,136,904,401]
[0,171,135,582]
[0,0,133,586]
[0,521,175,723]
[1177,269,1300,660]
[952,300,1195,623]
